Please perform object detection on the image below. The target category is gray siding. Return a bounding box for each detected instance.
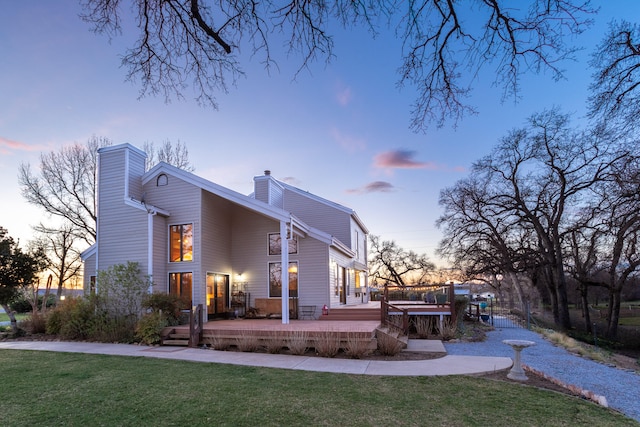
[230,208,279,304]
[96,147,148,276]
[283,189,352,244]
[142,173,202,305]
[295,237,329,313]
[201,191,233,279]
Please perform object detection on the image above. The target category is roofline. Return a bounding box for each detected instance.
[276,179,369,234]
[98,143,147,158]
[143,162,290,222]
[80,244,96,261]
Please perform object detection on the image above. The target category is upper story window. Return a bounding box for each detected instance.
[268,233,298,255]
[170,224,193,262]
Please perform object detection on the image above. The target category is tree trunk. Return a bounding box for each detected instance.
[579,284,591,330]
[606,289,621,339]
[1,303,18,333]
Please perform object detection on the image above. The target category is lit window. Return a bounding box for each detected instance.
[169,272,192,306]
[269,262,298,297]
[170,224,193,262]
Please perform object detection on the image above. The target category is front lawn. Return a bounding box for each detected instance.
[0,350,636,426]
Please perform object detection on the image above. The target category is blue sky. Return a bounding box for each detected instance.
[1,1,637,265]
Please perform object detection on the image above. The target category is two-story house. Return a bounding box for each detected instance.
[82,143,369,323]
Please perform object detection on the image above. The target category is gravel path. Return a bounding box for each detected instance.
[444,325,640,422]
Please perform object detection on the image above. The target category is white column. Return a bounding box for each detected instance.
[280,220,289,324]
[147,211,155,294]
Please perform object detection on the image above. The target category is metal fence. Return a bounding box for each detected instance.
[470,298,532,329]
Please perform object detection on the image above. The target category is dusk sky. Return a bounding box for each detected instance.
[1,1,637,265]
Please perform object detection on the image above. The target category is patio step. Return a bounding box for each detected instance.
[319,307,380,321]
[160,328,190,346]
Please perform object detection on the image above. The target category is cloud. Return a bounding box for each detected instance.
[335,83,353,106]
[330,127,366,152]
[373,149,429,169]
[0,137,45,155]
[346,181,395,194]
[280,176,302,187]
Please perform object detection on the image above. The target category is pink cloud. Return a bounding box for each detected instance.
[0,137,44,155]
[346,181,395,194]
[373,150,429,169]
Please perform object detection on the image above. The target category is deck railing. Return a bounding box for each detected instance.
[189,304,204,347]
[380,283,456,335]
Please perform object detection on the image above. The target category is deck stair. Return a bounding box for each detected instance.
[161,327,190,346]
[319,307,380,321]
[375,326,408,350]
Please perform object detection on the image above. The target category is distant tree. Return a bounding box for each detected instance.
[0,227,48,333]
[33,223,83,300]
[368,235,435,287]
[80,0,594,130]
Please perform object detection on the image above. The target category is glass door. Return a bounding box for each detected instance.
[206,273,229,319]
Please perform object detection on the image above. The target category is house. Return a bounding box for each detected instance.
[81,143,369,323]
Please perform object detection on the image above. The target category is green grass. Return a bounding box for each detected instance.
[619,317,640,326]
[0,350,636,426]
[0,313,29,323]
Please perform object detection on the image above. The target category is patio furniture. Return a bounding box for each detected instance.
[299,305,316,320]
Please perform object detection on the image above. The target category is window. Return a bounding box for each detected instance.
[268,233,298,255]
[170,224,193,262]
[269,261,298,297]
[157,174,168,186]
[169,272,192,306]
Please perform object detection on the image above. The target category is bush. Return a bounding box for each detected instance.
[314,331,340,358]
[10,294,56,313]
[344,332,371,359]
[135,312,168,345]
[286,330,309,355]
[142,293,186,326]
[376,329,404,356]
[46,297,96,340]
[22,311,47,334]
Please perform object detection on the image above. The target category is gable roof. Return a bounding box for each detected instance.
[142,162,355,255]
[269,179,369,234]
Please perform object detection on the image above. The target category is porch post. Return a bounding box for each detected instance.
[280,220,290,324]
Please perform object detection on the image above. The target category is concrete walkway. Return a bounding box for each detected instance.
[0,340,512,376]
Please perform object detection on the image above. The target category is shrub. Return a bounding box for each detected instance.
[263,332,285,354]
[235,332,261,352]
[413,316,435,338]
[22,311,47,334]
[376,330,404,356]
[90,315,137,343]
[46,297,96,340]
[344,332,371,359]
[135,312,168,345]
[142,293,186,326]
[204,336,232,350]
[97,262,149,319]
[286,330,309,355]
[437,317,457,341]
[314,331,340,358]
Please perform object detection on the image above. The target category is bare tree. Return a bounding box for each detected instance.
[80,0,594,130]
[368,235,435,287]
[143,140,195,172]
[589,20,640,133]
[32,223,83,300]
[18,136,108,246]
